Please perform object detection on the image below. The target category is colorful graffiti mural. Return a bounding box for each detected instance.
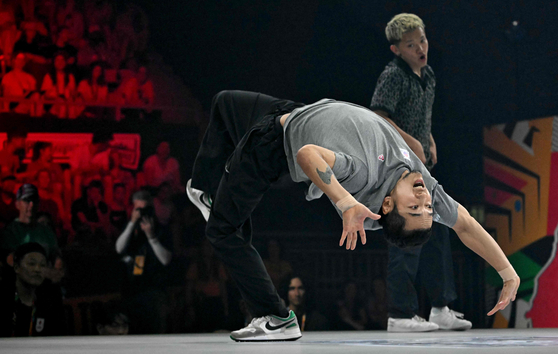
[483,117,558,328]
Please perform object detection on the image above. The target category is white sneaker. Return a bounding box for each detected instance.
[387,315,439,332]
[230,310,302,342]
[186,179,211,221]
[429,307,472,331]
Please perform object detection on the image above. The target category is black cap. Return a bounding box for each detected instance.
[13,242,47,264]
[16,183,39,201]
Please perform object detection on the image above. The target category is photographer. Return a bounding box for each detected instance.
[115,190,172,334]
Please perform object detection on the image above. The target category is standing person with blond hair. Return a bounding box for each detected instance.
[370,13,472,332]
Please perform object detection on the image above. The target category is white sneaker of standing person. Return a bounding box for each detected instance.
[387,315,439,332]
[429,306,472,330]
[186,179,211,221]
[230,310,302,342]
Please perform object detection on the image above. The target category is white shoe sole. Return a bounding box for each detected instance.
[231,330,302,342]
[387,327,438,333]
[436,324,472,331]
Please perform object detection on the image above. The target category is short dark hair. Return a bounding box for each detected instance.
[13,242,47,265]
[378,203,432,248]
[132,189,153,205]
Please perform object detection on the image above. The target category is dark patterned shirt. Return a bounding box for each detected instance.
[370,56,436,170]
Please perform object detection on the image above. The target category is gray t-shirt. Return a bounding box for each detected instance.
[283,99,458,230]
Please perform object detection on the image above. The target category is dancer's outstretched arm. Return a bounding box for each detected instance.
[452,204,520,315]
[296,144,380,250]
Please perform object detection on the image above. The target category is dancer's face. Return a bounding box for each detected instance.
[391,27,428,74]
[382,170,433,230]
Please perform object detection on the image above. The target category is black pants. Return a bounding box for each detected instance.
[191,90,303,318]
[387,222,457,318]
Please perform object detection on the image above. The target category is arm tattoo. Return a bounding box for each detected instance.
[317,166,333,185]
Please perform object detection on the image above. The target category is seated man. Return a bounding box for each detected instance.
[0,242,65,337]
[70,180,109,235]
[0,52,40,116]
[186,90,520,342]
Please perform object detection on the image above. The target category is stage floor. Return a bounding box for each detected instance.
[2,329,558,354]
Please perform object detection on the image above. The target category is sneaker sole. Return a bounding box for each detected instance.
[387,327,439,333]
[438,325,472,331]
[230,335,302,342]
[186,179,210,221]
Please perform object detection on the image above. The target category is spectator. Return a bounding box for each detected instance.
[281,275,330,331]
[54,0,84,48]
[335,281,368,331]
[115,190,172,334]
[142,141,181,193]
[119,65,154,106]
[42,27,77,69]
[70,179,109,237]
[0,131,27,179]
[75,61,108,118]
[263,239,292,290]
[0,184,64,287]
[12,20,50,86]
[0,3,18,67]
[0,175,18,228]
[94,301,129,335]
[40,52,77,118]
[69,130,112,198]
[1,184,59,262]
[108,182,128,242]
[35,169,66,227]
[114,4,149,62]
[25,141,64,184]
[83,0,113,43]
[365,278,388,330]
[0,242,65,337]
[186,238,228,333]
[106,150,134,204]
[0,53,40,116]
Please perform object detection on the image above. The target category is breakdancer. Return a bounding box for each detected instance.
[187,90,519,342]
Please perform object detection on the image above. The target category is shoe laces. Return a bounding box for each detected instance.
[448,310,465,319]
[248,315,270,328]
[412,315,427,322]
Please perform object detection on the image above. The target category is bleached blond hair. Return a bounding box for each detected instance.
[385,13,425,44]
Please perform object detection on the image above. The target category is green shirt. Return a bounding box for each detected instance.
[1,219,59,259]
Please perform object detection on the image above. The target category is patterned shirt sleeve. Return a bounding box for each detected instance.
[370,67,404,116]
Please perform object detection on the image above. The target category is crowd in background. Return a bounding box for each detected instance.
[0,0,154,119]
[0,128,389,335]
[0,0,390,337]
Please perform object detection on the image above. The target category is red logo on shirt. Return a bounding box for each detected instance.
[378,154,385,161]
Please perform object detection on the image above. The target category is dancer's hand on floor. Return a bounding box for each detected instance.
[339,203,380,250]
[487,275,520,316]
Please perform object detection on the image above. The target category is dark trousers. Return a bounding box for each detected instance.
[387,222,457,318]
[192,90,303,318]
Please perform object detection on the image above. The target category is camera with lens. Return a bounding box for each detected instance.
[138,205,155,218]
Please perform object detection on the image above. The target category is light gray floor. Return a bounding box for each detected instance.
[2,329,558,354]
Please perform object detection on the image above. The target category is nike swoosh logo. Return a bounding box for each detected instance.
[265,318,295,331]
